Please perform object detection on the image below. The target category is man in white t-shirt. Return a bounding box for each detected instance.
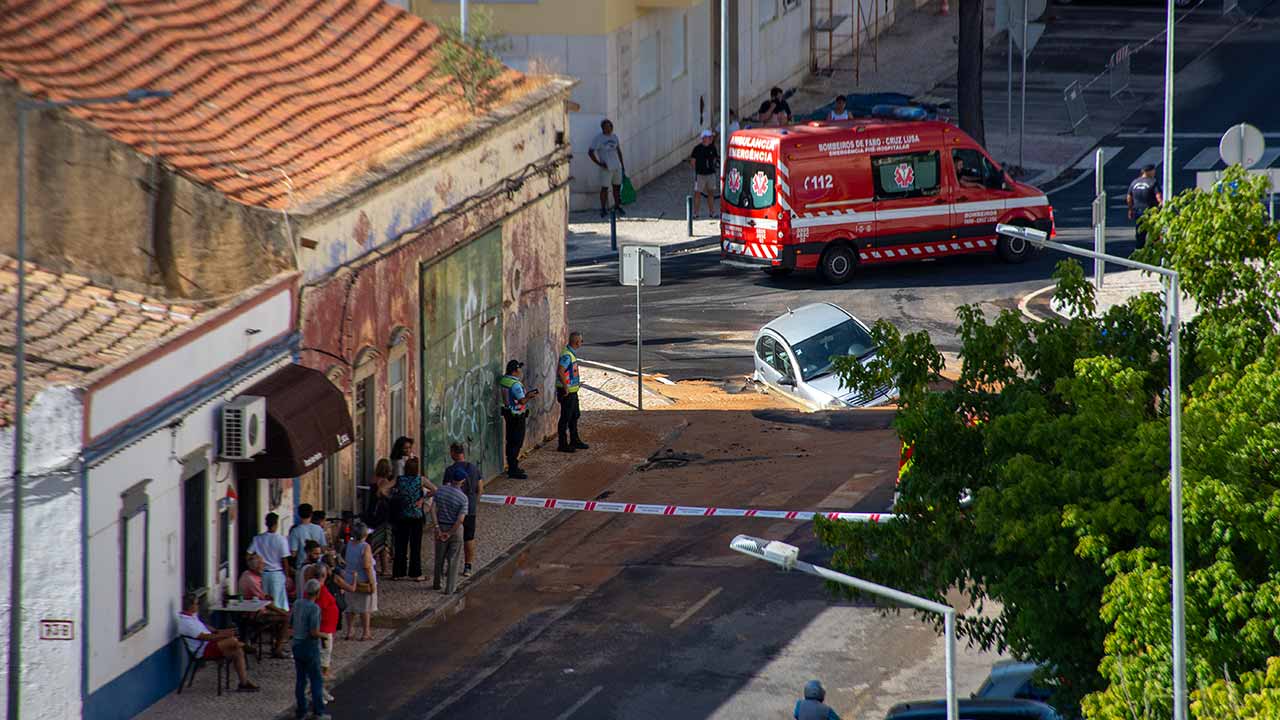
[177,593,259,692]
[588,119,626,219]
[248,512,292,611]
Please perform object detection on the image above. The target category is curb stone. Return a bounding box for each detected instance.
[567,236,720,267]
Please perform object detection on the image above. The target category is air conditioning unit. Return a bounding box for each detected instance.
[221,395,267,460]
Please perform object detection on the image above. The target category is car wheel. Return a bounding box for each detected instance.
[819,244,856,284]
[997,224,1032,264]
[763,267,793,278]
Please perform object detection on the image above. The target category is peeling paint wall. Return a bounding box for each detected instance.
[297,90,571,499]
[0,82,294,299]
[0,386,85,720]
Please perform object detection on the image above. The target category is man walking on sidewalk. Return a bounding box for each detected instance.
[431,467,468,595]
[690,129,720,219]
[589,119,626,218]
[499,360,537,478]
[556,331,588,453]
[1127,164,1163,249]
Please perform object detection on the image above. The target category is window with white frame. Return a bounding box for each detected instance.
[388,352,407,446]
[758,0,778,25]
[671,13,687,79]
[636,32,660,98]
[121,481,150,637]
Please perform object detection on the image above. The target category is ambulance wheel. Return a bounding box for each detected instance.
[819,245,856,284]
[997,225,1032,264]
[764,267,793,278]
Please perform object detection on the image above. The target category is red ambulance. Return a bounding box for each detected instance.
[720,119,1054,283]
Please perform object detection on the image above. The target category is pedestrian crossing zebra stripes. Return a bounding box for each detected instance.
[1073,139,1280,175]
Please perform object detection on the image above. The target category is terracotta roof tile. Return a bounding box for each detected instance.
[0,255,215,427]
[0,0,538,209]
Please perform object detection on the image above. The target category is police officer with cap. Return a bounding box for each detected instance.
[499,360,537,479]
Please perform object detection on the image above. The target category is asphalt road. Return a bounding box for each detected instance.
[572,0,1280,380]
[329,410,1004,720]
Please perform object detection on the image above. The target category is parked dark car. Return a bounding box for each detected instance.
[885,698,1063,720]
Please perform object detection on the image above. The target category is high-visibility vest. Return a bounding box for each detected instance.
[556,346,581,393]
[499,374,526,415]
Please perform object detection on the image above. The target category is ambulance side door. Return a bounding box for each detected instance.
[949,146,1010,244]
[870,150,947,253]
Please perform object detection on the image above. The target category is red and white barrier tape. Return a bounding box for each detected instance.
[479,494,896,523]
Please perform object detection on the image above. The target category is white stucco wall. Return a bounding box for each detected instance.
[503,5,714,210]
[84,355,292,695]
[0,386,85,720]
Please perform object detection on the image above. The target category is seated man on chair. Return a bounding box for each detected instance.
[238,552,291,658]
[177,592,260,692]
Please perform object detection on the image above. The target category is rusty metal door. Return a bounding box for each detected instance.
[420,228,504,482]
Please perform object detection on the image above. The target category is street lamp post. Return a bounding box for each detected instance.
[9,88,170,720]
[997,224,1185,720]
[729,535,958,720]
[1162,0,1176,203]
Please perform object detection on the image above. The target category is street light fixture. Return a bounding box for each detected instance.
[9,88,171,720]
[729,535,958,720]
[997,223,1186,720]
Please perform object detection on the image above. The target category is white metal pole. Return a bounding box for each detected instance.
[1094,148,1106,288]
[1169,272,1187,720]
[1019,0,1028,171]
[720,0,729,175]
[460,0,468,40]
[944,610,957,720]
[1162,0,1175,202]
[636,253,643,411]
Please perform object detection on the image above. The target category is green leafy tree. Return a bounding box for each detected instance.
[431,7,511,110]
[819,166,1280,718]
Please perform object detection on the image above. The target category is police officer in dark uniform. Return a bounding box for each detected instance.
[499,360,537,479]
[1127,164,1164,249]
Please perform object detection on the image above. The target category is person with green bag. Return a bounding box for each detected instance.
[589,118,627,217]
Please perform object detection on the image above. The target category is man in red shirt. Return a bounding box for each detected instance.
[308,563,346,703]
[237,553,290,657]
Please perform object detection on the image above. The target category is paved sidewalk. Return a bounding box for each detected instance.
[1020,267,1200,322]
[566,163,722,265]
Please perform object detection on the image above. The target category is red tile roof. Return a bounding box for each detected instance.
[0,255,210,426]
[0,0,534,209]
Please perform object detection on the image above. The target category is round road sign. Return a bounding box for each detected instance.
[1219,123,1266,168]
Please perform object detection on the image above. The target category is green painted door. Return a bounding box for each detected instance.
[420,228,504,482]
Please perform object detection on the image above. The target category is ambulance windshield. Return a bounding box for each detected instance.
[723,160,776,211]
[791,319,876,382]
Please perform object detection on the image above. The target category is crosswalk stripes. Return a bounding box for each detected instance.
[1128,146,1170,170]
[1073,146,1123,170]
[1184,147,1221,171]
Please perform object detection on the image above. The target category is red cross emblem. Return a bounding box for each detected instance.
[893,163,915,189]
[727,167,743,194]
[751,171,770,197]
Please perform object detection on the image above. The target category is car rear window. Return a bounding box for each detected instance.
[724,159,776,210]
